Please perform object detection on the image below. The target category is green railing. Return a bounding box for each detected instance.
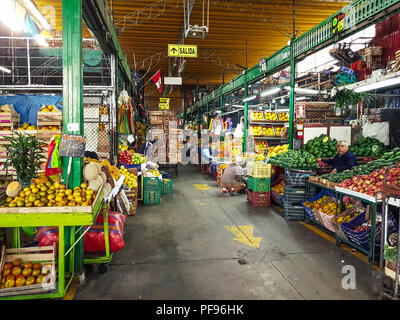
[185,0,400,116]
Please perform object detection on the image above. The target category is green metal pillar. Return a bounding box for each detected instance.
[243,74,248,152]
[62,0,84,274]
[288,37,295,150]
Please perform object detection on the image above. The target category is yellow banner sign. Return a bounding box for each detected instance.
[168,44,198,58]
[160,98,170,104]
[159,103,169,110]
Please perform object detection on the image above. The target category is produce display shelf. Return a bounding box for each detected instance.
[251,136,288,140]
[305,181,378,264]
[0,189,104,300]
[249,121,288,125]
[307,180,336,192]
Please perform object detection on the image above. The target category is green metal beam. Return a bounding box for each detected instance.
[62,0,84,274]
[288,38,296,150]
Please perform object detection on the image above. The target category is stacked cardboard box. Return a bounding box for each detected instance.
[149,111,180,164]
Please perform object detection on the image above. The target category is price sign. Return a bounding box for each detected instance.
[59,134,86,158]
[332,12,345,35]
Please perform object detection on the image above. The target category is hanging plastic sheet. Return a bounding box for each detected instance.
[0,94,63,125]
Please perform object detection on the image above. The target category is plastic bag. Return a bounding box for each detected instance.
[35,211,126,253]
[362,122,389,145]
[84,211,126,253]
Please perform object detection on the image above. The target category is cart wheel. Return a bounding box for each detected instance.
[335,239,342,247]
[98,263,109,274]
[84,264,95,274]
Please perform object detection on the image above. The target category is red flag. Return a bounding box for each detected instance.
[151,70,162,94]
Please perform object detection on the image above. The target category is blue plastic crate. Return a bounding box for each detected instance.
[301,189,335,221]
[118,163,142,171]
[341,209,398,251]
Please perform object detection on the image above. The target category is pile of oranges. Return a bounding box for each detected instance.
[1,182,97,208]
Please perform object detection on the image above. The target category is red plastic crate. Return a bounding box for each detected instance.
[247,190,271,207]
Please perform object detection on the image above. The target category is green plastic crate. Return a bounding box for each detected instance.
[144,190,161,205]
[161,179,173,195]
[247,176,270,192]
[143,177,161,192]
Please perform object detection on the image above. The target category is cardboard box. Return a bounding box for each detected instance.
[98,145,110,153]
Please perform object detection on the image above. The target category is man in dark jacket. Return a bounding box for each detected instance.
[318,141,357,173]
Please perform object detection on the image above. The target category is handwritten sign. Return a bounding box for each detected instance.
[59,134,86,158]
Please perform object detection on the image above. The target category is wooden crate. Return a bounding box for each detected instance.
[0,105,20,126]
[0,130,13,145]
[37,108,62,136]
[0,244,56,297]
[37,130,61,144]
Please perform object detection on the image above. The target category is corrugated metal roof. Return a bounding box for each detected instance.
[34,0,348,110]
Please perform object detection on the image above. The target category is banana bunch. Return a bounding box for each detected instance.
[267,144,289,158]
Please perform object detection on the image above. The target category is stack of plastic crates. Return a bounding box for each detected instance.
[247,161,271,207]
[283,169,315,221]
[161,178,173,195]
[247,189,271,207]
[247,161,271,178]
[143,177,162,205]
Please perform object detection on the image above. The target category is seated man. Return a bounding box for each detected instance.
[220,159,246,195]
[317,140,357,174]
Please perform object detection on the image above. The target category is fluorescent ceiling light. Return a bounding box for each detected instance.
[295,88,320,95]
[21,0,52,30]
[295,96,307,101]
[284,86,320,95]
[354,77,400,93]
[260,87,280,97]
[232,105,244,108]
[0,0,24,31]
[0,66,11,74]
[243,95,257,102]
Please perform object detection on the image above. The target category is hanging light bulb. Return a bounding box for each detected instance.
[280,98,285,104]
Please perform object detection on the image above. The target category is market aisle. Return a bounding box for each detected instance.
[75,165,377,300]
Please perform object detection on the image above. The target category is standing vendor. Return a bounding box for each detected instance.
[317,141,357,174]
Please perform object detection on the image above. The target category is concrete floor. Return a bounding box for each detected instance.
[75,165,378,300]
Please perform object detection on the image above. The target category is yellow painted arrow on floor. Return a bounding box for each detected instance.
[225,225,262,248]
[193,184,210,190]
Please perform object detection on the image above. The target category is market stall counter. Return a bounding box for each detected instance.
[0,188,104,300]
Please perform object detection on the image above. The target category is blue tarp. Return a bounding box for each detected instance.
[0,94,63,126]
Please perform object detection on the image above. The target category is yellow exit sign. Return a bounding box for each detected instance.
[159,103,169,110]
[168,44,198,58]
